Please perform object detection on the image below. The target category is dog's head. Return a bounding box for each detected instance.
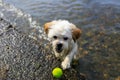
[44,20,81,53]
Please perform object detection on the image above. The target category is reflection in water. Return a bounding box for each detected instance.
[1,0,120,80]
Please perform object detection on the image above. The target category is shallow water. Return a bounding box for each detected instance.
[3,0,120,26]
[1,0,120,80]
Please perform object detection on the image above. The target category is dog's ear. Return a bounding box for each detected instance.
[44,22,53,34]
[44,21,57,34]
[71,24,82,42]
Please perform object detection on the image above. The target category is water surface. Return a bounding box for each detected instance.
[3,0,120,26]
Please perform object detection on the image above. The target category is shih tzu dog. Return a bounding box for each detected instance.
[44,20,81,70]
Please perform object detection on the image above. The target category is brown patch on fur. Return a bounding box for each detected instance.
[71,24,82,41]
[44,21,56,34]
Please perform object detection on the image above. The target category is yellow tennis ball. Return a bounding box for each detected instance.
[52,67,63,78]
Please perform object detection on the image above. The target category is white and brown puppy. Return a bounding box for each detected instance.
[44,20,81,70]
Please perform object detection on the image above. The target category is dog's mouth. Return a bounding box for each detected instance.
[55,47,63,53]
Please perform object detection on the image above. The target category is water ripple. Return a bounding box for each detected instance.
[2,0,120,33]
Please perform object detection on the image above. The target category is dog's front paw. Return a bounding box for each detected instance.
[61,61,71,70]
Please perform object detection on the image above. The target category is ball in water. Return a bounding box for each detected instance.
[52,67,63,78]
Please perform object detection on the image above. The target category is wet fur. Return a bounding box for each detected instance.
[44,20,81,70]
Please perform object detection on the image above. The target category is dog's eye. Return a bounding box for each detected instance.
[63,37,68,41]
[53,36,57,39]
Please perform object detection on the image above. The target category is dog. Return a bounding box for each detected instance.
[44,20,81,70]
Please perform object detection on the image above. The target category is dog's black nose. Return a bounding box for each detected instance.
[56,43,63,53]
[57,43,63,48]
